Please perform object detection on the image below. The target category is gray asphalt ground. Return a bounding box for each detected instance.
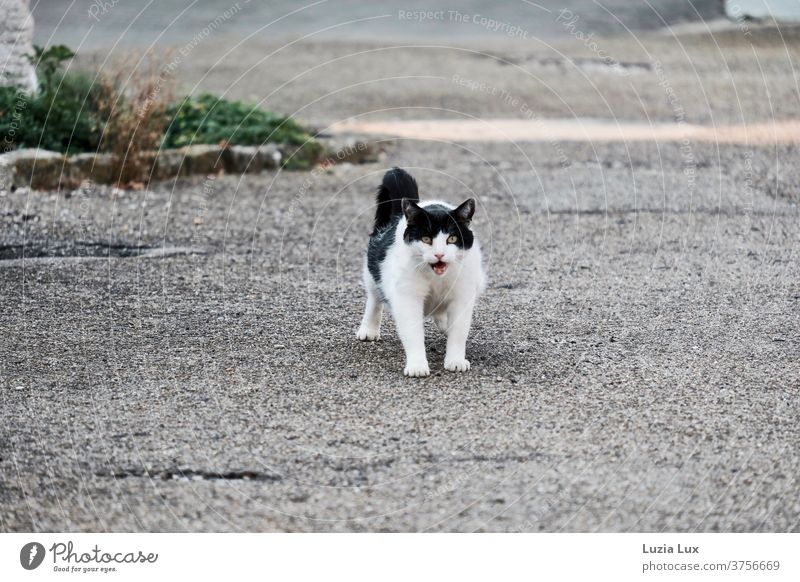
[2,10,800,532]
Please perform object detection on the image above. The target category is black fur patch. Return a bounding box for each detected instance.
[373,168,418,234]
[403,202,474,250]
[367,217,399,283]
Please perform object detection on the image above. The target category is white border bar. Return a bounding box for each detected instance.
[2,533,798,581]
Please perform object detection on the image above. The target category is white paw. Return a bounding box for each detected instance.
[444,357,471,372]
[404,360,430,377]
[356,327,380,341]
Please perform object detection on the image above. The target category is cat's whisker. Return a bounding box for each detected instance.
[412,260,430,271]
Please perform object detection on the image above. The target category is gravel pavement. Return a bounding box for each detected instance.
[1,22,799,532]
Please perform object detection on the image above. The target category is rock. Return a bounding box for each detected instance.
[153,149,186,181]
[180,145,226,176]
[259,144,284,169]
[0,0,37,92]
[0,140,327,191]
[0,155,12,192]
[278,141,326,170]
[67,153,115,186]
[223,145,264,174]
[2,148,66,190]
[153,146,225,181]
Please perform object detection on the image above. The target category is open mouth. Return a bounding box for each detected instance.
[431,261,448,276]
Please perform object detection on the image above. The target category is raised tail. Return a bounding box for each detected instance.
[373,167,418,234]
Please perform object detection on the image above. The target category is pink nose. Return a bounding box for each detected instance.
[434,253,444,260]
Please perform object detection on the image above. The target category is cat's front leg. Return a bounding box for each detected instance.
[392,297,429,377]
[444,298,475,372]
[356,286,383,341]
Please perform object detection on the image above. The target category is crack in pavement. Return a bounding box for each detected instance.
[100,467,282,483]
[0,241,207,262]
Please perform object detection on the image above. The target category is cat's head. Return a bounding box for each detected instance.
[401,198,476,276]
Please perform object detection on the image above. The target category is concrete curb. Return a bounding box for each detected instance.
[0,137,383,191]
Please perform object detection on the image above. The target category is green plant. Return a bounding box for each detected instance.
[1,47,321,175]
[2,45,170,163]
[30,71,104,153]
[162,93,321,169]
[0,71,100,154]
[162,93,312,148]
[27,44,76,94]
[1,44,103,155]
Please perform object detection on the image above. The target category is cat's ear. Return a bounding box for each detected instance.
[402,198,423,225]
[453,198,476,225]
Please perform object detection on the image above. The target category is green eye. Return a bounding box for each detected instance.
[421,236,432,244]
[447,235,458,244]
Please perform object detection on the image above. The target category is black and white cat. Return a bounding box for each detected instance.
[357,168,486,376]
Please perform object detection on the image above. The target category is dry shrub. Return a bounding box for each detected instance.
[94,52,175,186]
